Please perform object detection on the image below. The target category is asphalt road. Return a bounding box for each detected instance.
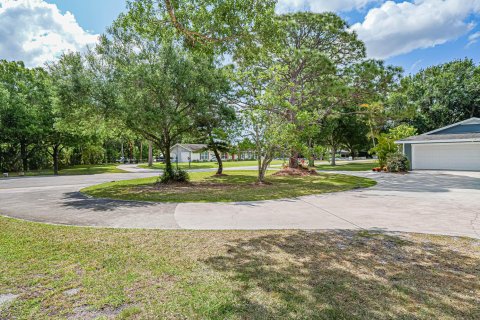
[1,167,479,238]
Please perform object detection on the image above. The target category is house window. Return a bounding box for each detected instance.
[200,151,209,161]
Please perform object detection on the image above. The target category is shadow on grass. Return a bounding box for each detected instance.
[317,162,378,171]
[206,230,480,319]
[203,174,258,184]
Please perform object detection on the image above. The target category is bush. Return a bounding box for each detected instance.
[386,152,410,173]
[370,124,417,167]
[81,145,105,165]
[159,168,190,184]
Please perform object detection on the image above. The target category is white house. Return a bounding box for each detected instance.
[170,143,257,163]
[396,117,480,171]
[170,144,212,163]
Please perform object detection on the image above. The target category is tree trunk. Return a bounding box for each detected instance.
[140,142,143,163]
[258,157,266,183]
[53,144,60,176]
[331,147,336,166]
[369,122,376,148]
[258,155,272,183]
[287,79,298,170]
[258,166,266,183]
[163,144,174,178]
[257,154,263,182]
[308,139,314,167]
[129,141,133,163]
[212,147,223,175]
[20,142,28,172]
[148,141,153,167]
[209,134,223,175]
[289,151,299,168]
[253,123,264,183]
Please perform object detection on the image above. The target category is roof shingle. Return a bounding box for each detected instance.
[398,133,480,142]
[177,144,208,152]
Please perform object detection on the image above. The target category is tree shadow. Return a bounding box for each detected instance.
[203,174,257,184]
[317,162,377,171]
[61,192,161,212]
[206,230,480,319]
[370,172,480,193]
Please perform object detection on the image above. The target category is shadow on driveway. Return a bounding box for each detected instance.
[373,172,480,193]
[61,192,159,212]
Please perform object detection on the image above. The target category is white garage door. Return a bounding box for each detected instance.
[412,143,480,171]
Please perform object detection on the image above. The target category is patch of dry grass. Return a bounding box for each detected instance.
[0,217,479,319]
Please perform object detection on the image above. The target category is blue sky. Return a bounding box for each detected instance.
[1,0,479,73]
[51,0,127,35]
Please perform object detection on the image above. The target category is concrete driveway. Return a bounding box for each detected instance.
[0,169,479,238]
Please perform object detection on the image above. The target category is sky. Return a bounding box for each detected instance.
[0,0,479,74]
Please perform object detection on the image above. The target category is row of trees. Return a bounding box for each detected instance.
[0,59,152,174]
[1,0,479,182]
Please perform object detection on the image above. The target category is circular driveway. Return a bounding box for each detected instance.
[0,168,479,238]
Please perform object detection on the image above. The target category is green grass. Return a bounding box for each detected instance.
[81,170,376,202]
[2,164,126,177]
[0,217,479,319]
[138,159,284,170]
[316,160,378,171]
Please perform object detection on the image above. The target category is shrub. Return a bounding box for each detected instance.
[370,124,417,167]
[81,145,105,164]
[386,152,410,173]
[159,168,190,183]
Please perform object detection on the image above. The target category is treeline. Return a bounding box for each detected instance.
[0,59,156,174]
[1,0,478,181]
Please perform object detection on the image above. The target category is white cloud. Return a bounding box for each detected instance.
[467,31,480,47]
[351,0,480,59]
[276,0,378,13]
[0,0,99,67]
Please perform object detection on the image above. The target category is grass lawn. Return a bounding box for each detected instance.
[0,217,479,319]
[138,159,285,170]
[81,170,376,202]
[2,164,126,178]
[316,160,378,171]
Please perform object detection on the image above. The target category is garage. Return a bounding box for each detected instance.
[397,118,480,171]
[412,143,480,171]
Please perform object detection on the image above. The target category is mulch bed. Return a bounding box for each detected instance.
[273,167,318,177]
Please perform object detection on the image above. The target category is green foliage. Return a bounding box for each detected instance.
[81,145,106,165]
[399,59,480,132]
[348,60,403,105]
[93,13,233,180]
[388,124,418,141]
[0,60,47,171]
[159,168,190,184]
[370,124,417,167]
[125,0,276,53]
[273,13,366,166]
[386,152,410,173]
